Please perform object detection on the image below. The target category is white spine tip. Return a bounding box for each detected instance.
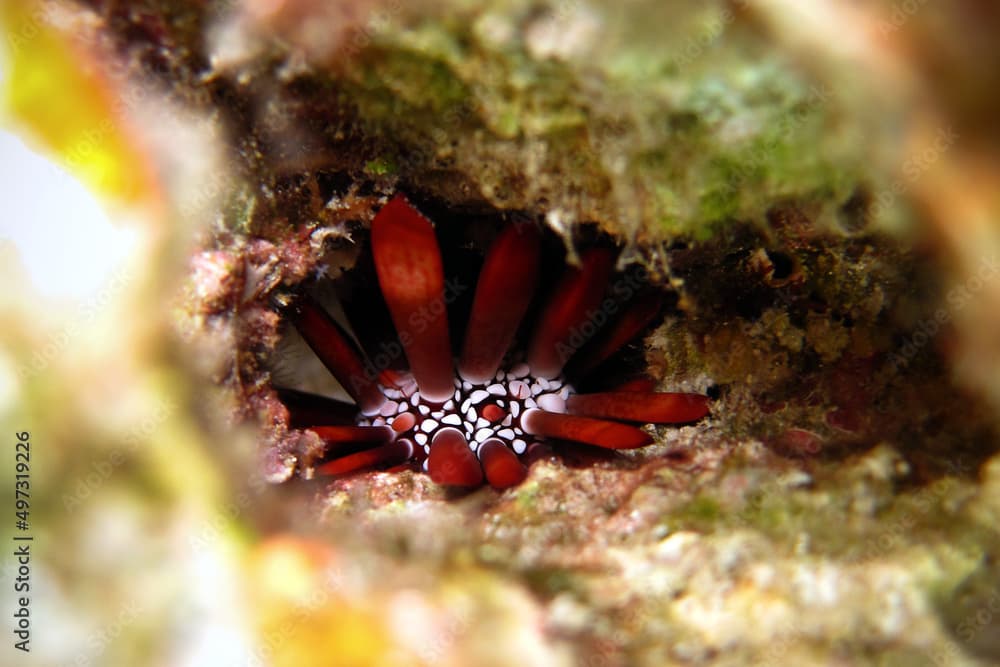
[520,408,541,433]
[537,394,566,413]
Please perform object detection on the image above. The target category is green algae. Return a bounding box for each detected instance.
[314,1,885,241]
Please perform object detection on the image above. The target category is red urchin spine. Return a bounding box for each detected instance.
[309,425,395,445]
[566,392,711,424]
[520,408,654,450]
[289,296,387,416]
[275,387,360,427]
[370,193,455,404]
[478,438,528,489]
[316,439,414,476]
[526,246,618,379]
[564,289,664,378]
[427,427,483,487]
[459,222,541,384]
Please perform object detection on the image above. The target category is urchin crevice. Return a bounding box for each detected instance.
[272,193,711,490]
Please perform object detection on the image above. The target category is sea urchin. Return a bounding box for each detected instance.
[275,194,710,489]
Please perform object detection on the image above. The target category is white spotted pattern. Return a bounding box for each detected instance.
[356,363,575,460]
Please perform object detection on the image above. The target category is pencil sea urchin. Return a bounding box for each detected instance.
[276,194,709,489]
